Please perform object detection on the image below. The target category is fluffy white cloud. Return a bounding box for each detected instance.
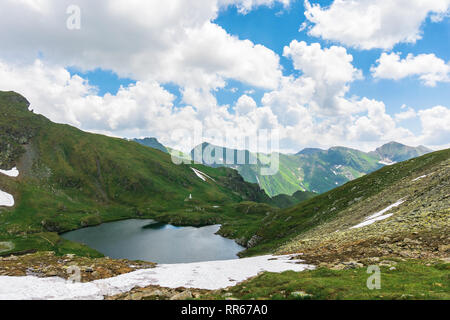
[418,106,450,146]
[304,0,450,50]
[0,0,282,92]
[235,95,257,115]
[282,41,363,115]
[0,59,201,142]
[371,52,450,87]
[395,106,417,122]
[347,99,412,143]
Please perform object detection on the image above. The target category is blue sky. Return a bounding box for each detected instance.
[1,0,449,152]
[69,0,449,126]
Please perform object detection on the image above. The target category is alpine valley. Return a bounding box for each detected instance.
[0,92,448,300]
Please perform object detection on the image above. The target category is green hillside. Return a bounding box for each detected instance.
[0,91,276,256]
[242,148,450,256]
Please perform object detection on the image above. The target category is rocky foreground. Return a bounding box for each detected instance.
[0,251,154,282]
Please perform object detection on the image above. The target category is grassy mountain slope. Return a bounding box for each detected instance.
[242,148,449,257]
[0,91,274,256]
[270,190,317,209]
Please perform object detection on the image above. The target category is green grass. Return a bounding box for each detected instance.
[206,260,450,300]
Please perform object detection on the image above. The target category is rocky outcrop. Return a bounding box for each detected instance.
[0,251,154,281]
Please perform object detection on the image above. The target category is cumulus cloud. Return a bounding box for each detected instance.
[371,52,450,87]
[0,0,282,92]
[235,95,257,115]
[282,41,363,115]
[0,59,190,137]
[418,106,450,146]
[304,0,450,50]
[395,106,417,122]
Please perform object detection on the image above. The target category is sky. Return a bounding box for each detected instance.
[0,0,449,153]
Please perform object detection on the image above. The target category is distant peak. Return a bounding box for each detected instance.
[382,141,404,147]
[296,148,324,156]
[133,137,168,153]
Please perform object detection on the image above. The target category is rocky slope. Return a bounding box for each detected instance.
[244,148,449,260]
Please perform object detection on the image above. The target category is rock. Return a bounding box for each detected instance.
[341,261,364,269]
[170,290,192,300]
[235,238,247,247]
[142,289,165,298]
[247,235,262,248]
[291,291,312,298]
[438,245,450,253]
[380,260,398,267]
[130,292,144,300]
[192,292,202,299]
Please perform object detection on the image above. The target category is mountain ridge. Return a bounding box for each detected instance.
[188,141,432,197]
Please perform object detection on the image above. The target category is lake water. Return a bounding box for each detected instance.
[62,219,244,264]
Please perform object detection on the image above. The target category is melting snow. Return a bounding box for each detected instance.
[378,160,396,166]
[351,199,405,229]
[191,168,215,182]
[0,255,314,300]
[0,167,19,178]
[412,175,427,182]
[0,190,14,207]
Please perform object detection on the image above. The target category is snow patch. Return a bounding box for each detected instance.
[350,199,405,229]
[412,175,427,182]
[0,167,19,178]
[191,168,215,182]
[378,160,396,166]
[0,255,314,300]
[0,190,14,207]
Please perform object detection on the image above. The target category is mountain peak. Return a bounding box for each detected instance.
[371,141,433,163]
[0,91,31,110]
[296,148,324,156]
[133,137,168,153]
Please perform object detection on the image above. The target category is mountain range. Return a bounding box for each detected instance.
[134,138,432,197]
